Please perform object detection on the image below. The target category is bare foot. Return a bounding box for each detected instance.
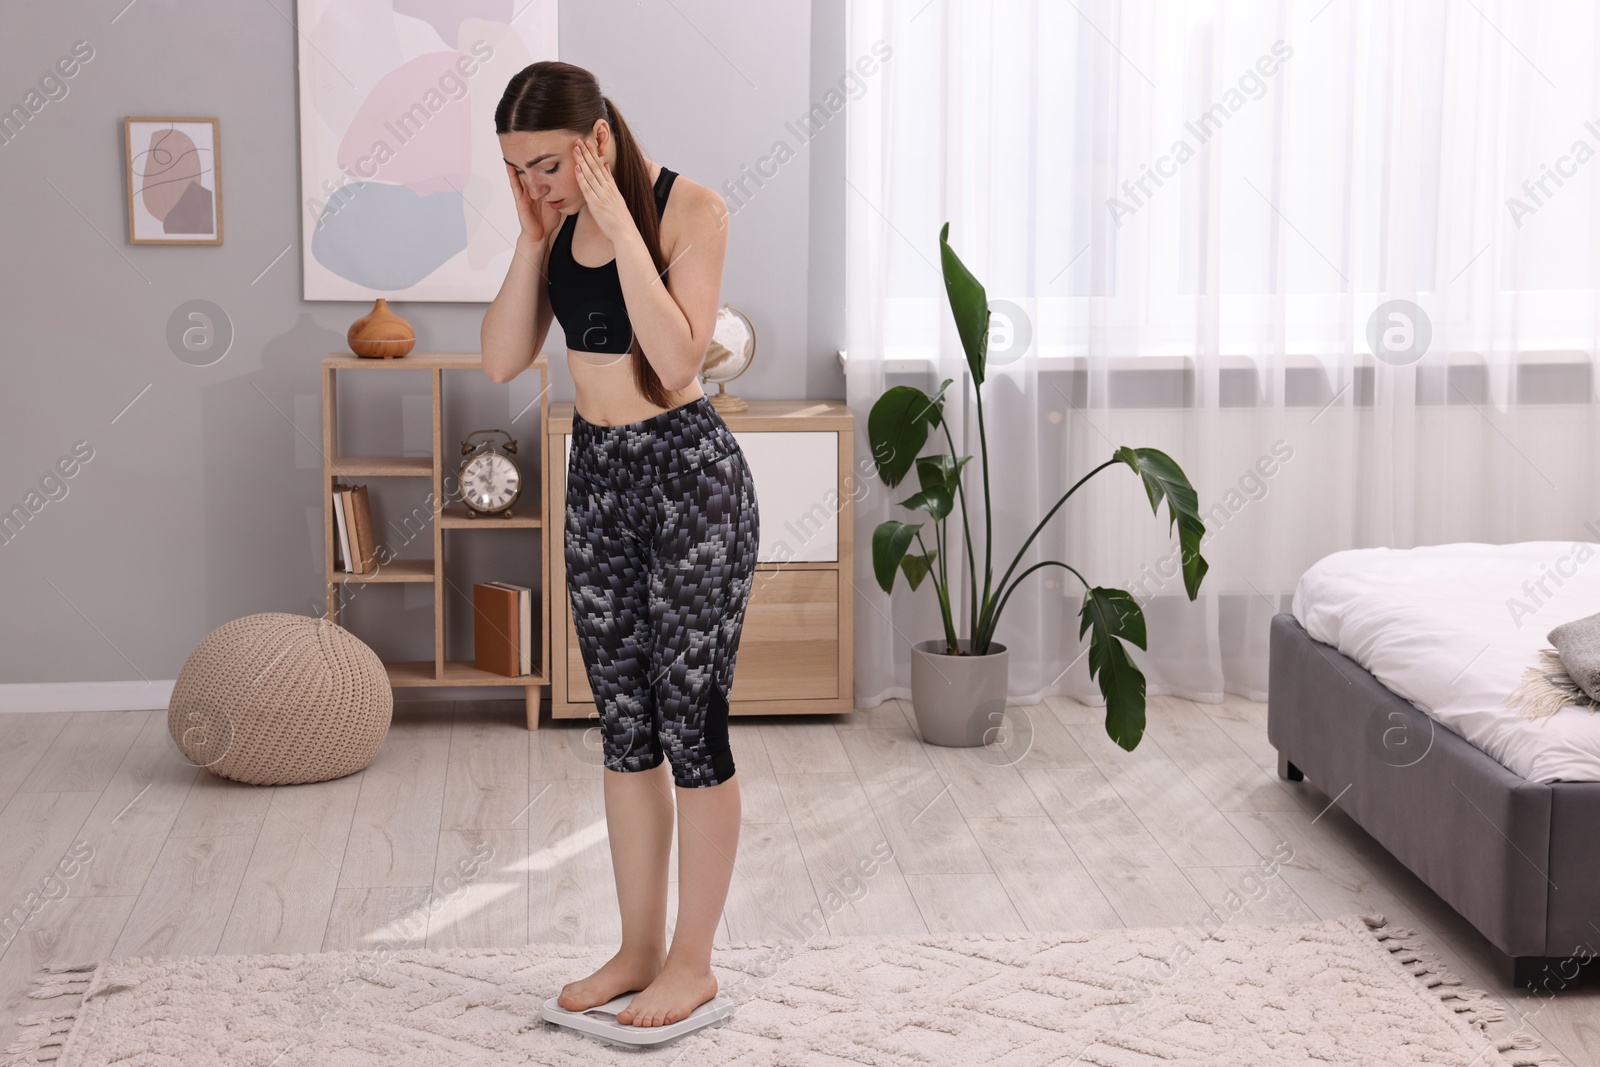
[615,963,719,1027]
[556,947,665,1012]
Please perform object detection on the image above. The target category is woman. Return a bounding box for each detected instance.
[481,61,758,1029]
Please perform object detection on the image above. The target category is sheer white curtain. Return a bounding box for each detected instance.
[844,0,1600,708]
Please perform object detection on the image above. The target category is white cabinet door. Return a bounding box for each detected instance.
[563,430,838,563]
[738,431,838,563]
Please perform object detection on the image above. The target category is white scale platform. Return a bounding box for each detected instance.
[540,992,736,1048]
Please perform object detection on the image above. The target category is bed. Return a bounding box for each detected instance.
[1268,542,1600,989]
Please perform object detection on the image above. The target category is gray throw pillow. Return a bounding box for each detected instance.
[1547,611,1600,702]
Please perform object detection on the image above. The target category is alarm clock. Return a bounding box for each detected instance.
[457,430,522,518]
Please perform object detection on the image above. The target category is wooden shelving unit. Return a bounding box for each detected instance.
[321,351,550,729]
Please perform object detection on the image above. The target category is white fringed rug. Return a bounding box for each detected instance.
[2,913,1562,1067]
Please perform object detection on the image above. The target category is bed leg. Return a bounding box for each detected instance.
[1276,752,1304,782]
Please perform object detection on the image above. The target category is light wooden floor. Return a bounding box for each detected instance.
[0,694,1594,1063]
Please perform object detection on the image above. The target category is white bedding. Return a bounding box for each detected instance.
[1291,541,1600,783]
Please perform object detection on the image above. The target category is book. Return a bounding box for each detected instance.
[348,484,376,574]
[473,582,521,677]
[488,581,533,675]
[333,487,353,573]
[343,485,360,573]
[331,484,378,575]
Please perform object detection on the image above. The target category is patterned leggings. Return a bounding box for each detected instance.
[564,395,760,788]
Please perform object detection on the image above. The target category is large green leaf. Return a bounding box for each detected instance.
[1078,587,1146,649]
[867,384,947,488]
[900,549,938,591]
[916,453,971,497]
[938,222,991,387]
[1112,446,1209,600]
[899,484,954,523]
[1078,587,1149,750]
[872,519,922,593]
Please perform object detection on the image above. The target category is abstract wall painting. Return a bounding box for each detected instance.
[295,0,559,301]
[125,117,222,245]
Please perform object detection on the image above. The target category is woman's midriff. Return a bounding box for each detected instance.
[568,348,707,426]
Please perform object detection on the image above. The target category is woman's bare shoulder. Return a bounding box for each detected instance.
[663,173,729,253]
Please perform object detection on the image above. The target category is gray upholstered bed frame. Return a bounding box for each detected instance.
[1268,613,1600,990]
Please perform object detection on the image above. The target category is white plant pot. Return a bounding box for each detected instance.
[908,638,1010,747]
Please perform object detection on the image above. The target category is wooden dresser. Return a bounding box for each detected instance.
[546,399,854,719]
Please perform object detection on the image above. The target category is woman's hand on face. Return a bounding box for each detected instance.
[506,162,561,246]
[573,138,632,244]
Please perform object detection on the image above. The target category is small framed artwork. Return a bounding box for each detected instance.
[124,116,222,244]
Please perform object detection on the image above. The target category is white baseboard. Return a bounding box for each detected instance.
[0,681,546,713]
[0,680,174,714]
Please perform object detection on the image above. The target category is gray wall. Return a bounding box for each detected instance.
[0,1,845,692]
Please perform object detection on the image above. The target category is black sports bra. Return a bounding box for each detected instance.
[547,166,677,355]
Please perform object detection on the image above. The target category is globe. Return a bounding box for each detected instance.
[702,304,756,413]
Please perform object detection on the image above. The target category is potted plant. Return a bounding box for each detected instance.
[868,223,1209,752]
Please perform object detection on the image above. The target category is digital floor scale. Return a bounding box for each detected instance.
[540,991,736,1048]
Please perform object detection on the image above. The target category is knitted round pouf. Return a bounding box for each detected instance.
[168,612,393,785]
